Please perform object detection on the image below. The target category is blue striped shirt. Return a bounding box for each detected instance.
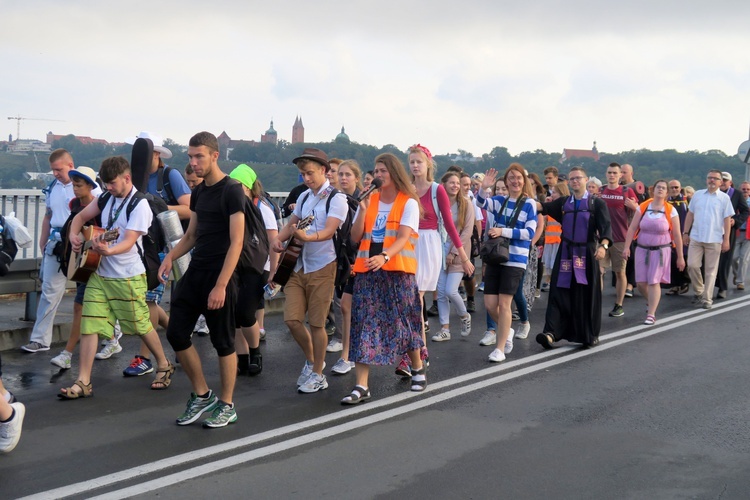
[477,194,537,269]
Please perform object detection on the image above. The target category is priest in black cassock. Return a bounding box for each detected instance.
[536,166,613,349]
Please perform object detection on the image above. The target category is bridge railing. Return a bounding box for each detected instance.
[0,190,291,321]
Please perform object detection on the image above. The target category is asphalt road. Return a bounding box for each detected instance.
[2,283,750,499]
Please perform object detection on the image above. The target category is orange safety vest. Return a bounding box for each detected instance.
[353,191,418,274]
[545,216,562,244]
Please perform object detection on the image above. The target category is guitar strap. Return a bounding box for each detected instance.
[298,185,334,221]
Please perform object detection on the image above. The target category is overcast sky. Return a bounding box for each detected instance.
[2,1,750,158]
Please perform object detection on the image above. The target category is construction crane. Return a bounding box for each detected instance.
[7,116,65,142]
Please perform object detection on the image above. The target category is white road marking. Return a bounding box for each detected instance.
[20,296,750,500]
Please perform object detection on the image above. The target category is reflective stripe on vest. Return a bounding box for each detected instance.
[353,191,418,274]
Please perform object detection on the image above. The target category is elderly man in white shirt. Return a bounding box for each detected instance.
[682,169,735,309]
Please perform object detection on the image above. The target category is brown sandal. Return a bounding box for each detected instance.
[58,380,93,400]
[151,363,175,390]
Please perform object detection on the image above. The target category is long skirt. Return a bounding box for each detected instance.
[349,271,424,366]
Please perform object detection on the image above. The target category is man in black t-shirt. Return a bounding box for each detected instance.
[159,132,245,429]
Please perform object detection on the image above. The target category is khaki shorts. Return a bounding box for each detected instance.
[283,261,336,328]
[81,273,153,338]
[601,241,627,273]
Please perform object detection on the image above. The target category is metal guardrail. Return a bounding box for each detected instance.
[0,190,291,321]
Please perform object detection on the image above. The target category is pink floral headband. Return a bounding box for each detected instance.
[410,143,432,161]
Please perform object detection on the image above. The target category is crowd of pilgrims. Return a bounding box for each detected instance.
[2,133,742,451]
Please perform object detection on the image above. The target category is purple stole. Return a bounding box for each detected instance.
[557,195,592,288]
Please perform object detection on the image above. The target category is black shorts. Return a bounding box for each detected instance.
[483,264,525,296]
[235,271,269,328]
[166,267,238,357]
[337,274,356,298]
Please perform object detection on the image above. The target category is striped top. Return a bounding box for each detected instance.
[477,193,537,269]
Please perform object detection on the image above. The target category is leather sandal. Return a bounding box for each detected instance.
[58,380,93,400]
[150,363,175,390]
[410,366,427,392]
[341,385,371,405]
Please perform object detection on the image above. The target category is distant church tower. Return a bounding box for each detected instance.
[292,116,305,144]
[260,119,277,145]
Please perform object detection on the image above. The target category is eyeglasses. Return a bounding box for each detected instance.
[568,176,586,182]
[669,186,681,189]
[707,177,721,181]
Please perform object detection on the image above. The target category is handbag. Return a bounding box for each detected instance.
[480,196,526,266]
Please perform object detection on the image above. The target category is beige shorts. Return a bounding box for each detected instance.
[283,261,336,328]
[601,241,627,273]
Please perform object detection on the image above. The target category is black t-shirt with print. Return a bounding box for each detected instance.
[189,176,244,272]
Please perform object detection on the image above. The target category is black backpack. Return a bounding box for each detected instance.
[299,187,356,288]
[0,214,18,277]
[98,191,168,290]
[222,179,270,276]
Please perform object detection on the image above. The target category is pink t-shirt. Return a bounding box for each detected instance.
[419,184,463,248]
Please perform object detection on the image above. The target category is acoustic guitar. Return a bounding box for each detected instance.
[67,226,120,283]
[270,215,315,286]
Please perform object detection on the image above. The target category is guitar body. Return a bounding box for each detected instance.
[271,215,315,287]
[272,238,305,286]
[67,226,119,283]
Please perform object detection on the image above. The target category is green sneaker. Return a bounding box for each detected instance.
[202,401,238,428]
[176,391,219,426]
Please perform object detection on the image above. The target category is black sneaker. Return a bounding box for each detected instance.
[248,352,263,376]
[426,304,439,317]
[624,288,634,298]
[609,304,624,317]
[466,299,475,313]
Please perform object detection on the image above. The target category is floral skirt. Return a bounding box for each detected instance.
[349,271,424,366]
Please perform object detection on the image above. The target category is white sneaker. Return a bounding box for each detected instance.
[515,322,530,339]
[105,322,123,345]
[50,350,72,369]
[193,315,209,335]
[296,361,326,386]
[331,358,354,375]
[259,328,266,341]
[488,348,506,363]
[298,373,329,393]
[504,329,515,354]
[479,331,496,346]
[326,339,343,353]
[0,402,25,453]
[431,329,451,342]
[95,340,122,360]
[460,315,472,337]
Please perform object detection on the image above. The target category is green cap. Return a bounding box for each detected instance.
[229,163,257,190]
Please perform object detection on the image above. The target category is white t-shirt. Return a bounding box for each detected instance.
[368,198,420,244]
[467,191,483,222]
[47,180,76,228]
[292,180,348,273]
[259,200,278,272]
[97,188,152,279]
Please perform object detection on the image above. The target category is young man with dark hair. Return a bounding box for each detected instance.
[184,163,203,190]
[159,131,245,428]
[598,162,638,317]
[61,156,174,399]
[270,148,348,393]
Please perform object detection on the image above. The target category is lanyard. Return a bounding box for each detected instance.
[107,188,134,230]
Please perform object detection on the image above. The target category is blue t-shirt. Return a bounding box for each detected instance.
[147,167,191,205]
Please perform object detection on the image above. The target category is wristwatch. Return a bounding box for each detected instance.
[381,252,390,263]
[599,242,609,250]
